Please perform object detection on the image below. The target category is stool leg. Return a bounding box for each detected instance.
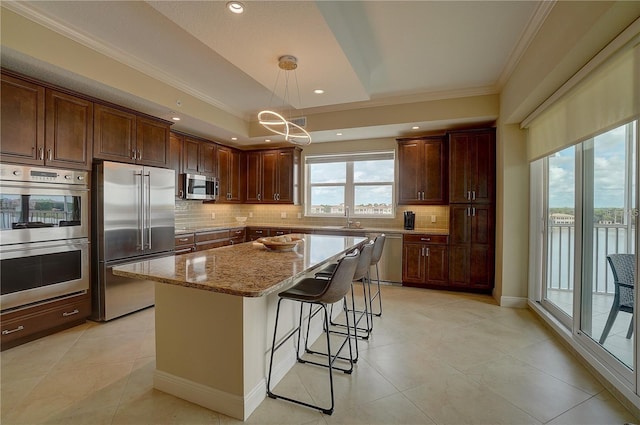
[369,263,383,317]
[267,298,285,399]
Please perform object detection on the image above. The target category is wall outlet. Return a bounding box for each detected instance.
[281,212,287,219]
[431,215,436,223]
[211,212,216,219]
[249,212,253,218]
[297,212,302,219]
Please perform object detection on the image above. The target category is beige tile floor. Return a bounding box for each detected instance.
[2,284,638,425]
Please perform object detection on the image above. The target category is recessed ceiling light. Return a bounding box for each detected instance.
[226,1,244,14]
[336,132,343,136]
[314,89,324,94]
[412,126,419,130]
[265,139,271,143]
[231,137,238,141]
[172,116,181,121]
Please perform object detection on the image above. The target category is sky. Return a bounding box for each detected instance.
[548,122,636,209]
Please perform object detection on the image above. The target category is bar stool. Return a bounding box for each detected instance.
[266,249,360,415]
[368,234,386,317]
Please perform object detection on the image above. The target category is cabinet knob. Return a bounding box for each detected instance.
[420,237,430,241]
[12,170,22,176]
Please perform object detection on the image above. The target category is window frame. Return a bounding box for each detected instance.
[304,151,396,218]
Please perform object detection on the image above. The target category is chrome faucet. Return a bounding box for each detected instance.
[345,206,352,228]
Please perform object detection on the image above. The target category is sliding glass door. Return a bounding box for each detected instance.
[580,122,637,370]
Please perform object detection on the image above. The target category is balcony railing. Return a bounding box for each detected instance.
[547,223,636,294]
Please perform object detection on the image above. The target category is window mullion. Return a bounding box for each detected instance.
[346,162,354,211]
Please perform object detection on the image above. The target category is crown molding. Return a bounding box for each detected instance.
[2,1,243,119]
[496,0,556,90]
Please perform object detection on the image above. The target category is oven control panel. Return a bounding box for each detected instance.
[0,164,88,187]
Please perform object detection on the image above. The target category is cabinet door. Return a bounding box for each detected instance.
[228,148,243,202]
[470,244,493,289]
[422,138,447,203]
[397,141,422,204]
[45,89,93,170]
[183,137,200,174]
[136,116,169,167]
[93,103,137,163]
[245,151,262,202]
[449,133,471,203]
[425,244,448,286]
[449,205,470,245]
[469,131,495,204]
[448,244,470,287]
[276,149,294,203]
[169,132,183,198]
[0,74,45,165]
[217,145,231,201]
[261,150,279,203]
[199,142,216,176]
[402,242,425,284]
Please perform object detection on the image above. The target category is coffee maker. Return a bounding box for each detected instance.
[404,211,415,230]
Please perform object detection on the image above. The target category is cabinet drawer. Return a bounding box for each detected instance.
[196,240,227,251]
[175,233,195,246]
[247,228,269,240]
[195,230,230,243]
[403,234,448,244]
[229,228,246,238]
[1,294,90,349]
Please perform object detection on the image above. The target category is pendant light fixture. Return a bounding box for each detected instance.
[258,55,312,145]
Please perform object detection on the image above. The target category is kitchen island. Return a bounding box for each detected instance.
[112,233,367,420]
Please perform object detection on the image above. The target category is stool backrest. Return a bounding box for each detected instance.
[370,234,386,265]
[319,249,360,304]
[353,241,374,281]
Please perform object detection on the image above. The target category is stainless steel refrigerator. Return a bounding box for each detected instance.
[91,161,175,321]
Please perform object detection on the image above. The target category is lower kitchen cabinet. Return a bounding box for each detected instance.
[174,232,195,255]
[228,227,246,245]
[402,234,449,288]
[448,204,494,290]
[1,293,90,351]
[195,229,230,251]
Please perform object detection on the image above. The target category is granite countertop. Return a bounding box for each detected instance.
[175,224,448,236]
[113,233,368,297]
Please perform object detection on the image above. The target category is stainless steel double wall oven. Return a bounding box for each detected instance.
[0,164,90,311]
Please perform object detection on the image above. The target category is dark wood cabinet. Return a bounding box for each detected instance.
[169,132,184,198]
[217,145,243,203]
[94,103,170,167]
[0,293,91,351]
[1,76,91,170]
[0,74,45,165]
[174,232,195,255]
[183,136,216,176]
[448,204,494,290]
[195,229,230,251]
[247,227,269,241]
[228,228,246,245]
[93,103,137,163]
[397,136,447,204]
[449,129,495,204]
[402,234,449,287]
[245,147,301,204]
[45,90,93,170]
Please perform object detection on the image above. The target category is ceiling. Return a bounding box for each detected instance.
[1,1,549,147]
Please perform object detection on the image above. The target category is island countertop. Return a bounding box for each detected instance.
[112,233,367,297]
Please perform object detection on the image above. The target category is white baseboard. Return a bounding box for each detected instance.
[154,370,245,420]
[500,296,528,308]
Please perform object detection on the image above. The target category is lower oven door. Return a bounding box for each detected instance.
[0,238,90,311]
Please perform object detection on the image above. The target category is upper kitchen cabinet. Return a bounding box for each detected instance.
[93,103,170,168]
[183,136,216,177]
[1,74,92,170]
[216,145,243,203]
[169,132,184,198]
[448,128,495,204]
[246,147,301,204]
[0,74,45,165]
[397,136,447,205]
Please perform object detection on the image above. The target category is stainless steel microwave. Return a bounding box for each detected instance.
[182,173,219,201]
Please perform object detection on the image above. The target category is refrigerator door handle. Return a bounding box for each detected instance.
[145,172,152,250]
[135,171,144,250]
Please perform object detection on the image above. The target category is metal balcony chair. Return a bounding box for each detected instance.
[599,254,635,344]
[266,249,360,415]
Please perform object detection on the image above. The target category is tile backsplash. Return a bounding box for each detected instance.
[175,200,448,231]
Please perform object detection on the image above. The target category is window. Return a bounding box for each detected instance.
[305,151,395,217]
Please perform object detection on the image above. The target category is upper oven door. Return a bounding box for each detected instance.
[0,182,89,245]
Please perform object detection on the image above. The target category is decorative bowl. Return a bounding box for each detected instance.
[257,235,302,252]
[235,216,247,224]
